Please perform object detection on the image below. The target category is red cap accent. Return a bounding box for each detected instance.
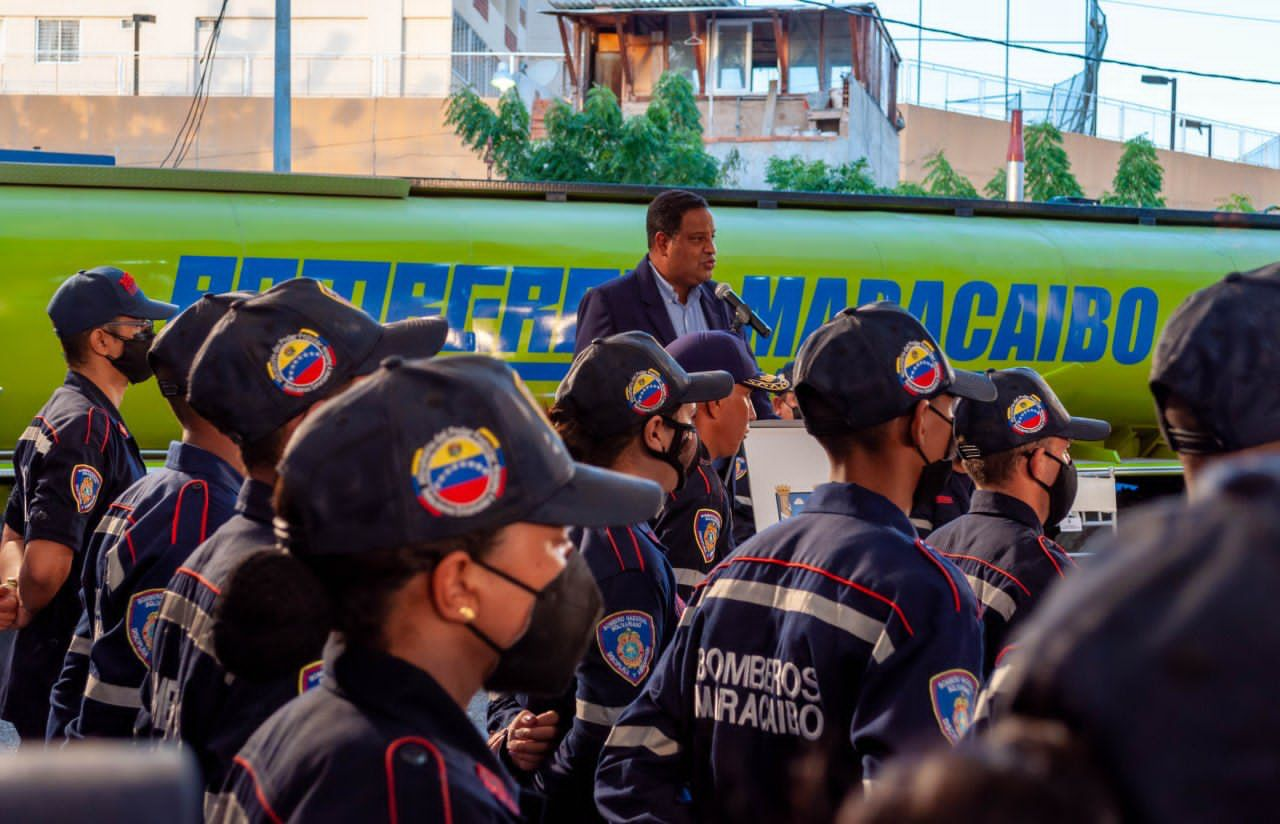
[1007,110,1025,163]
[119,271,139,295]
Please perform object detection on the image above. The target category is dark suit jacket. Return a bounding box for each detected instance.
[574,256,736,353]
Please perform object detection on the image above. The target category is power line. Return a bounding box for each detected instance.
[1099,0,1280,26]
[801,0,1280,86]
[161,0,229,168]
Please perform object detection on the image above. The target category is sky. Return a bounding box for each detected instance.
[758,0,1280,159]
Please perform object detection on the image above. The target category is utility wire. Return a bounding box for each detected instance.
[1100,0,1280,26]
[175,1,230,167]
[795,0,1280,86]
[162,0,229,167]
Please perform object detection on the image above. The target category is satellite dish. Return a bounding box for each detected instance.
[529,60,560,88]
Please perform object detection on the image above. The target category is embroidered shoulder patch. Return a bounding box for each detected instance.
[693,508,722,564]
[126,588,165,665]
[298,660,324,694]
[930,669,978,743]
[71,464,103,514]
[597,610,656,686]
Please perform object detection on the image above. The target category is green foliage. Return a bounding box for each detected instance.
[921,151,978,198]
[984,167,1007,200]
[764,156,879,194]
[444,73,721,186]
[1217,193,1256,213]
[1102,136,1165,207]
[1024,122,1084,201]
[890,181,929,196]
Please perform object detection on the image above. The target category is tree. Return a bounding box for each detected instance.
[1217,193,1256,213]
[1102,136,1165,207]
[444,73,721,186]
[921,150,978,198]
[982,122,1083,201]
[765,156,879,194]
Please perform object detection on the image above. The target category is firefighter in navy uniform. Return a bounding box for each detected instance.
[139,279,447,792]
[48,293,251,739]
[487,332,732,820]
[207,356,664,824]
[0,266,176,742]
[926,368,1109,677]
[658,331,789,599]
[596,303,993,824]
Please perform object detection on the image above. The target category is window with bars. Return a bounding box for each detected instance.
[36,19,80,63]
[452,13,496,92]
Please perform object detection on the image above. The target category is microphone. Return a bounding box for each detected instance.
[714,283,772,339]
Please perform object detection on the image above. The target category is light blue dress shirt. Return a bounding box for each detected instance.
[652,266,711,338]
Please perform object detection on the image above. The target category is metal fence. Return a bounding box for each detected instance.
[0,50,570,100]
[898,59,1280,170]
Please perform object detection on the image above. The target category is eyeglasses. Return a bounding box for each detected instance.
[102,319,155,340]
[925,401,954,427]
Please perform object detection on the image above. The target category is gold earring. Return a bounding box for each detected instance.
[459,606,476,622]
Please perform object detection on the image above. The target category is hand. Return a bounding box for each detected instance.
[505,710,560,773]
[0,585,18,631]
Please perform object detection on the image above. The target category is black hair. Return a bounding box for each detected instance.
[165,396,204,432]
[962,439,1049,486]
[59,329,95,368]
[212,479,502,682]
[798,390,896,458]
[239,427,291,473]
[646,190,710,249]
[548,401,642,468]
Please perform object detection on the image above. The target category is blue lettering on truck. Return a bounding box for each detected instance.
[171,256,1159,382]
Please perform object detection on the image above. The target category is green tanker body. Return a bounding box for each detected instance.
[2,163,1278,483]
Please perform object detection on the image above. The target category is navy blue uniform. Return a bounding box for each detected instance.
[489,522,679,821]
[140,478,323,791]
[210,640,525,824]
[1,372,144,740]
[653,447,734,600]
[51,442,242,739]
[927,491,1073,677]
[725,454,756,547]
[908,470,974,539]
[596,482,984,823]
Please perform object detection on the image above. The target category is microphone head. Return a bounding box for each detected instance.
[714,282,733,299]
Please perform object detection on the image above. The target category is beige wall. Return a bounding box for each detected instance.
[899,104,1280,211]
[0,94,489,177]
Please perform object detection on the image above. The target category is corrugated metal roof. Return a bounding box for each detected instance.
[548,0,739,11]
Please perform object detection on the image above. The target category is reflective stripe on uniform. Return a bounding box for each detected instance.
[18,425,54,456]
[605,725,681,757]
[576,698,627,726]
[67,634,93,656]
[104,543,128,591]
[964,575,1018,622]
[158,592,216,658]
[698,578,895,662]
[95,514,131,539]
[674,567,707,589]
[973,659,1013,726]
[85,673,142,709]
[205,790,250,824]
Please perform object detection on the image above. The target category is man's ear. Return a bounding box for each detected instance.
[642,415,667,451]
[701,399,720,421]
[87,327,114,358]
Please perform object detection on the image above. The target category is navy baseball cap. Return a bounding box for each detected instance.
[276,356,665,556]
[666,331,791,393]
[1150,262,1280,454]
[954,368,1110,459]
[556,332,735,437]
[149,291,254,399]
[47,266,178,337]
[794,302,996,434]
[778,361,796,386]
[188,278,450,444]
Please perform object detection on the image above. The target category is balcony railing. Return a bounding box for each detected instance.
[0,50,569,100]
[898,58,1280,170]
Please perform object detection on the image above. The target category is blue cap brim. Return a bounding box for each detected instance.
[524,462,664,527]
[949,369,998,402]
[132,298,180,321]
[1064,416,1111,441]
[676,370,735,405]
[360,317,450,373]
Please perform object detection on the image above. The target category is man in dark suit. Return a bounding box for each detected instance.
[574,190,736,352]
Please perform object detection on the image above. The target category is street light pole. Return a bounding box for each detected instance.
[916,0,923,104]
[1141,74,1177,151]
[273,0,291,172]
[1004,0,1010,120]
[123,14,156,96]
[1182,118,1213,159]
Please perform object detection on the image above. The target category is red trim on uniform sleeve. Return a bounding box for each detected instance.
[914,540,963,614]
[696,465,712,495]
[230,755,285,824]
[172,480,211,545]
[34,416,60,443]
[625,526,646,571]
[108,503,139,564]
[82,408,110,452]
[1036,536,1072,577]
[938,552,1032,597]
[385,737,452,824]
[603,527,626,571]
[715,555,915,636]
[175,565,221,595]
[994,643,1018,668]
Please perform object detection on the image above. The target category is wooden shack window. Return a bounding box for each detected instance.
[788,15,821,94]
[822,16,852,91]
[667,16,701,91]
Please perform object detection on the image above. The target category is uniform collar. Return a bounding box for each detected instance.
[235,478,276,524]
[165,441,245,498]
[803,482,916,536]
[968,490,1044,533]
[327,640,492,762]
[64,370,124,420]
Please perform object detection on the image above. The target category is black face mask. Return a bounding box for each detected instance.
[1029,450,1078,528]
[106,329,156,384]
[913,403,957,510]
[786,404,804,420]
[466,551,603,697]
[644,415,699,494]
